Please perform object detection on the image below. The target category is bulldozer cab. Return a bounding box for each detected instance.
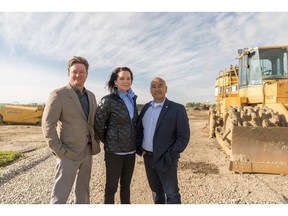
[238,46,288,88]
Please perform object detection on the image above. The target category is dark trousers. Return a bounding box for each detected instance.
[143,152,181,204]
[104,152,135,204]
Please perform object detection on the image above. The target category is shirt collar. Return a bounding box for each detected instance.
[117,88,135,99]
[151,98,166,108]
[70,83,87,95]
[118,90,127,97]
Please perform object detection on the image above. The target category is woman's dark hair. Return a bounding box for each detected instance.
[107,67,133,92]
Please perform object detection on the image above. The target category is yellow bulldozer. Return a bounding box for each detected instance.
[0,104,44,125]
[208,45,288,175]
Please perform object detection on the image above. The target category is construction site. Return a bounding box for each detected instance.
[1,108,288,204]
[1,45,288,204]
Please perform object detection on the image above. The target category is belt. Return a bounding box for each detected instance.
[144,150,153,155]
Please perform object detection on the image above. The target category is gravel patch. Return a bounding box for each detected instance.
[1,111,288,204]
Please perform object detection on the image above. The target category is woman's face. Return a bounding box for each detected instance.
[114,70,132,92]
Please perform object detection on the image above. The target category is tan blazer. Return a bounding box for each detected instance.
[42,84,100,160]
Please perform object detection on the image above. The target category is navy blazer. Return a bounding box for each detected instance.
[137,98,190,172]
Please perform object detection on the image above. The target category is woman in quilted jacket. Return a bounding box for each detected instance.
[94,67,138,204]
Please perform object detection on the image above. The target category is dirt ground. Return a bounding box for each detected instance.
[1,109,288,206]
[0,125,46,152]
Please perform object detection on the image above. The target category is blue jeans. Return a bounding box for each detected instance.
[143,152,181,204]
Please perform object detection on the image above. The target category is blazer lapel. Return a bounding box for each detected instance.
[67,84,87,120]
[155,99,170,131]
[140,102,151,120]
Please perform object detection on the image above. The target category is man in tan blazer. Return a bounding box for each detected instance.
[42,56,100,204]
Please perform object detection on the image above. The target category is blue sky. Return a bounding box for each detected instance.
[0,3,287,105]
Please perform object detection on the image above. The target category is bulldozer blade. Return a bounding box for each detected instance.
[229,126,288,174]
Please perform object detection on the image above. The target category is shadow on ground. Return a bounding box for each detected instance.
[137,160,219,174]
[179,161,219,174]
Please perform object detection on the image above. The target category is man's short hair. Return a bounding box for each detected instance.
[67,56,89,72]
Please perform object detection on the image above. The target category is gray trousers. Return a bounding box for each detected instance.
[50,145,92,204]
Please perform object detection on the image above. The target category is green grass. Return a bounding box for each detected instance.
[0,151,22,167]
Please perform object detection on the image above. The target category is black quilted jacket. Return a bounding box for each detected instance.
[94,91,138,153]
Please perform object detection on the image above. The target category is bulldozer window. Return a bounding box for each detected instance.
[259,48,288,80]
[239,55,248,87]
[248,59,262,85]
[260,59,272,75]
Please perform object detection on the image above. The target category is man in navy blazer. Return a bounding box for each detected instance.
[137,77,190,204]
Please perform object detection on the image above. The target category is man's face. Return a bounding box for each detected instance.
[68,63,88,89]
[150,78,167,103]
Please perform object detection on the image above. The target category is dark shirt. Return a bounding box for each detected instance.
[70,84,90,120]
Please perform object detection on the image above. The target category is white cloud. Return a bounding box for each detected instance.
[1,12,288,105]
[0,1,285,12]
